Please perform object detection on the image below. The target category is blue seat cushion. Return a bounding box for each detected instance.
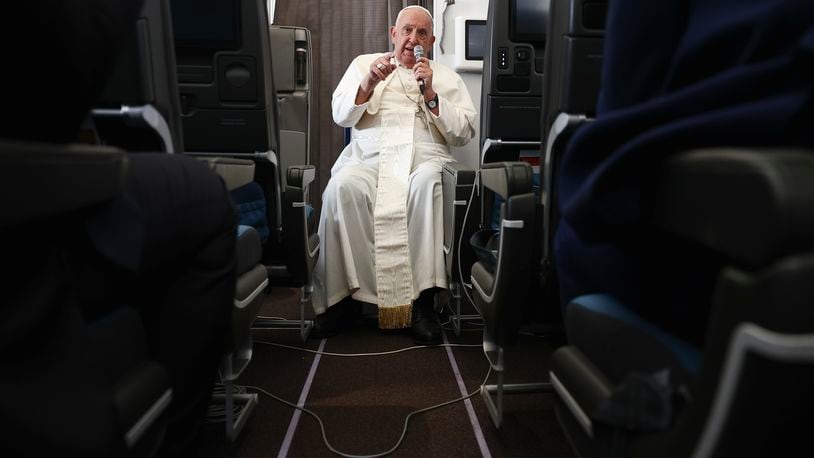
[236,225,262,275]
[230,182,269,243]
[567,294,702,383]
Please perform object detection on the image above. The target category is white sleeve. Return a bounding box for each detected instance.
[430,73,477,147]
[331,56,370,128]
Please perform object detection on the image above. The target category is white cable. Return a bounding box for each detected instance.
[253,340,481,357]
[244,366,492,458]
[206,383,246,422]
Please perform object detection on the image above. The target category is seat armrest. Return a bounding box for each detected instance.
[481,161,534,199]
[197,156,256,191]
[0,141,128,227]
[286,164,315,188]
[444,161,477,175]
[650,148,814,269]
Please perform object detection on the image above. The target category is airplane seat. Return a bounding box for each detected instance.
[441,0,552,335]
[201,159,267,441]
[267,25,321,318]
[442,0,560,428]
[171,0,318,341]
[541,0,606,143]
[479,0,548,160]
[538,0,607,314]
[92,0,271,439]
[0,141,171,456]
[546,0,814,455]
[550,149,814,458]
[469,161,554,428]
[472,162,537,346]
[92,0,183,154]
[338,83,477,331]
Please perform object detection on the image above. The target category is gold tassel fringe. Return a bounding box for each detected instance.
[378,303,412,329]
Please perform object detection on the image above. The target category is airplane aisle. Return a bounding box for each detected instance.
[197,288,573,457]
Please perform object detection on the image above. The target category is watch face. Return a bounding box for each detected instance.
[428,98,437,109]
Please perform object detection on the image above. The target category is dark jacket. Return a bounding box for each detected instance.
[555,0,814,344]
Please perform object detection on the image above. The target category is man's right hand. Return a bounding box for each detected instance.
[357,52,396,104]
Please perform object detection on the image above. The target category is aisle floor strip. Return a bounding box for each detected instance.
[277,338,327,458]
[443,333,492,458]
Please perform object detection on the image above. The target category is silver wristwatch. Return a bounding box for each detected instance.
[426,94,438,110]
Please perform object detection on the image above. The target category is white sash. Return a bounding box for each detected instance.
[374,106,416,328]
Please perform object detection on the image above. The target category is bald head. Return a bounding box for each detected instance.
[395,5,433,32]
[390,5,436,68]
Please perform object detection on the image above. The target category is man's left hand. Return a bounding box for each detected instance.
[413,57,433,94]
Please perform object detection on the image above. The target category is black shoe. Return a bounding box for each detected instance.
[411,293,442,345]
[310,310,341,338]
[310,297,362,338]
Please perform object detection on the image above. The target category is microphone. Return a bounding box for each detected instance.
[413,45,425,94]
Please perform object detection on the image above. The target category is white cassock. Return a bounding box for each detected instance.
[312,53,476,328]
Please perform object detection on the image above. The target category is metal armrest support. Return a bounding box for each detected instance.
[441,162,481,335]
[253,164,318,342]
[549,346,614,440]
[115,363,173,448]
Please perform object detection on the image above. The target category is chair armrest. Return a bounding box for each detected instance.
[286,164,315,189]
[443,161,477,176]
[0,141,128,227]
[650,148,814,269]
[481,161,534,199]
[197,156,256,191]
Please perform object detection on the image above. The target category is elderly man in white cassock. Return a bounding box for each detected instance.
[311,5,476,344]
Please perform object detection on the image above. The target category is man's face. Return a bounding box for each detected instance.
[390,9,435,69]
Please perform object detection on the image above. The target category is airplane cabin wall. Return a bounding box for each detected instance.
[433,0,488,170]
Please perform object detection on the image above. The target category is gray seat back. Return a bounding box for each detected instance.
[172,0,279,156]
[480,0,549,164]
[270,26,312,176]
[172,0,284,247]
[541,0,606,143]
[539,0,606,289]
[94,0,184,153]
[172,0,318,287]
